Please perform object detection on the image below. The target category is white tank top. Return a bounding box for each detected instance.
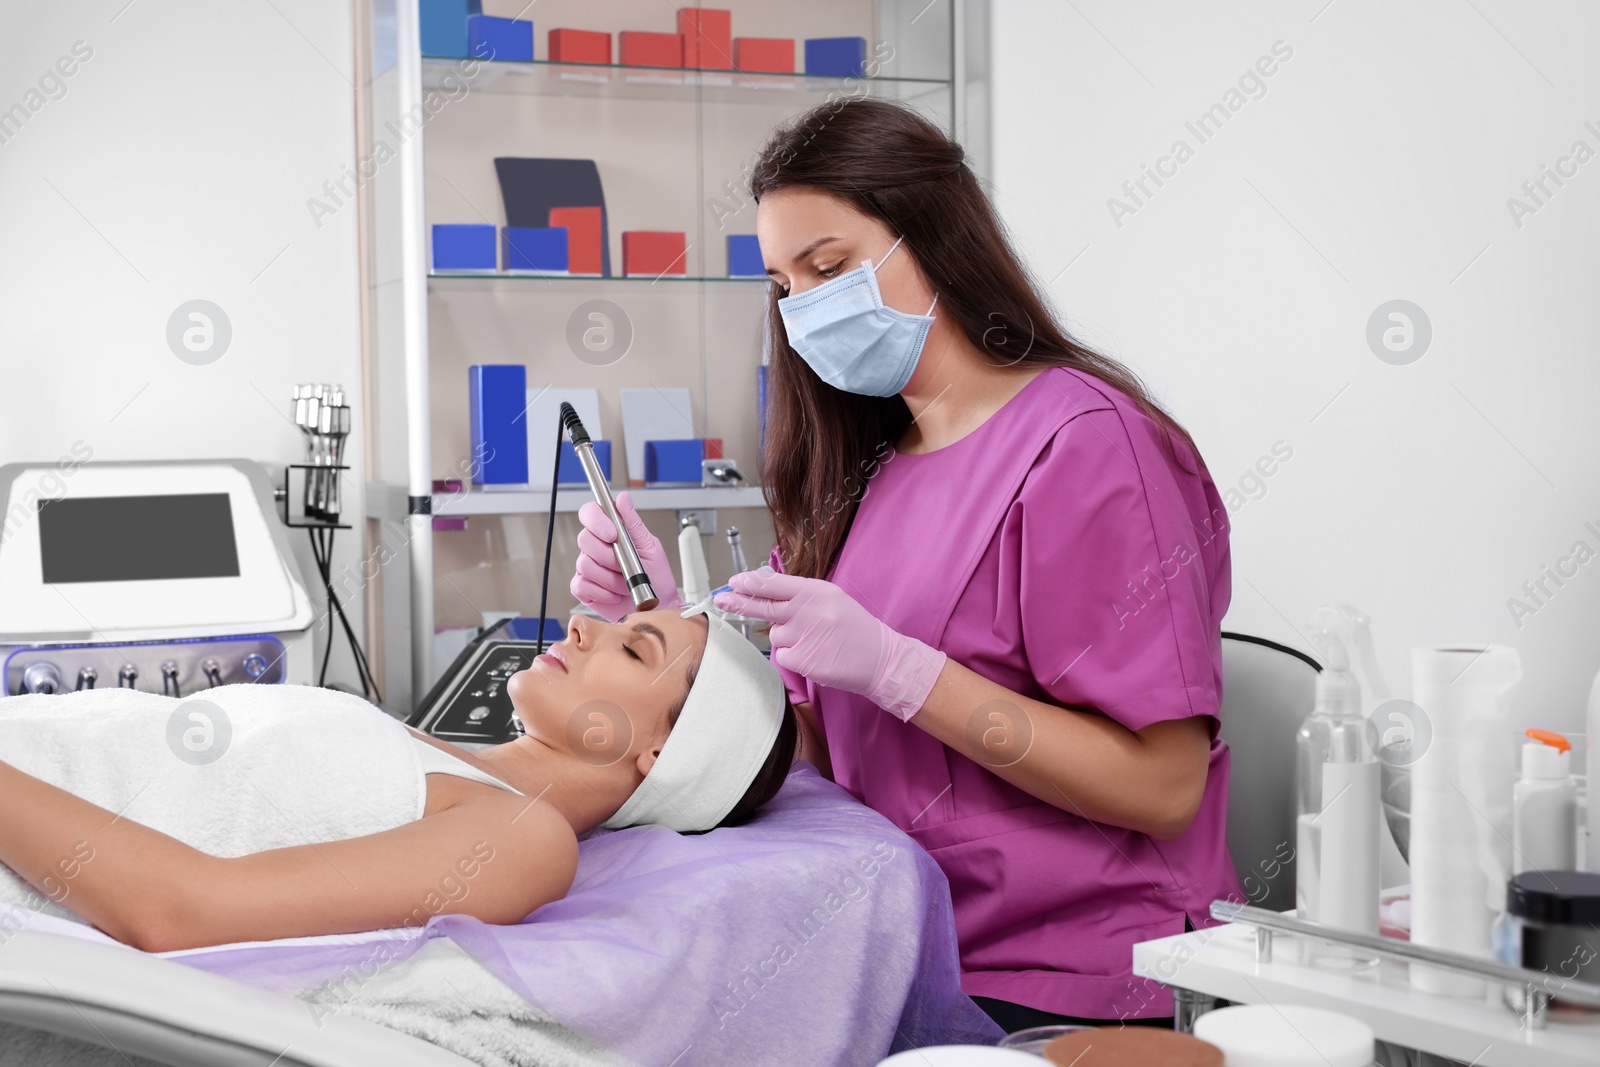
[411,735,522,795]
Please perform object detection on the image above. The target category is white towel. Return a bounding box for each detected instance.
[0,683,424,924]
[299,937,626,1067]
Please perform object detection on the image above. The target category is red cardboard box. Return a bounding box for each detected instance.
[549,28,611,65]
[619,31,683,69]
[677,8,731,70]
[733,37,794,73]
[622,231,687,276]
[549,206,603,275]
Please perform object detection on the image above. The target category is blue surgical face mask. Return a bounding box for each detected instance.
[777,237,939,397]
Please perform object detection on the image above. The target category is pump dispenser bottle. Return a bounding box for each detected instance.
[1296,606,1381,939]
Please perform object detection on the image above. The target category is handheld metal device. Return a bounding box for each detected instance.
[293,383,350,520]
[559,402,658,611]
[725,527,752,639]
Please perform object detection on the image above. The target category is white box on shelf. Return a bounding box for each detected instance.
[524,387,602,491]
[619,388,696,487]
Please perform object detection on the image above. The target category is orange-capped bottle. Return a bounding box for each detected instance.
[1514,728,1577,874]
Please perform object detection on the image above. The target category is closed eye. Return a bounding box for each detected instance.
[818,260,845,278]
[624,643,643,663]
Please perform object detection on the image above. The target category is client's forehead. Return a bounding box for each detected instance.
[622,608,709,660]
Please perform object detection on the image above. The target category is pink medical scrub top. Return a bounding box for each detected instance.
[772,366,1242,1021]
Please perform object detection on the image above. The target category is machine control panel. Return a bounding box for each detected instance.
[408,639,540,746]
[4,635,288,697]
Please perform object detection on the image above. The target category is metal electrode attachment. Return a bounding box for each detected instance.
[559,402,658,612]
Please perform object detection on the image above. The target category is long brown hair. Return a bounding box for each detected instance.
[751,98,1195,580]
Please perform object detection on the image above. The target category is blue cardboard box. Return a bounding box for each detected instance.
[557,440,611,485]
[468,14,534,62]
[727,234,764,278]
[420,0,481,58]
[502,227,569,273]
[432,224,496,270]
[644,440,705,485]
[469,365,530,485]
[804,37,867,78]
[502,616,566,643]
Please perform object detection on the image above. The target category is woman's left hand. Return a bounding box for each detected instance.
[714,570,947,722]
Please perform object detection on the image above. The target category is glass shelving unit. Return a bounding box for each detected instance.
[427,272,768,285]
[434,485,769,517]
[358,0,980,711]
[420,55,952,106]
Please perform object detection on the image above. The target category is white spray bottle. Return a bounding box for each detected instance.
[1296,606,1384,935]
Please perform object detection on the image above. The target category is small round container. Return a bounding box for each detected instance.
[997,1025,1087,1054]
[1192,1005,1371,1067]
[1499,869,1600,1019]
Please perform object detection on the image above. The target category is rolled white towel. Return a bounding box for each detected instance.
[0,684,424,924]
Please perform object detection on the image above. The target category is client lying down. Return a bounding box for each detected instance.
[0,603,796,951]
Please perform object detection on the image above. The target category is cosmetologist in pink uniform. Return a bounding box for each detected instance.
[573,98,1244,1033]
[771,366,1241,1020]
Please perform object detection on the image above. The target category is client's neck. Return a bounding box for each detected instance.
[476,738,628,834]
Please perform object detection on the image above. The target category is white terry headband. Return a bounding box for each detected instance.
[601,603,786,832]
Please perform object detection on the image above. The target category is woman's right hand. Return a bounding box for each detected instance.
[570,491,683,621]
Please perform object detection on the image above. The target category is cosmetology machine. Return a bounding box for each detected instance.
[0,459,316,695]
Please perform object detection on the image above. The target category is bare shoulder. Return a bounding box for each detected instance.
[486,792,579,879]
[473,789,578,865]
[420,790,579,923]
[508,789,576,841]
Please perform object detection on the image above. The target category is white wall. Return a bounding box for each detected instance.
[991,1,1600,737]
[0,0,367,689]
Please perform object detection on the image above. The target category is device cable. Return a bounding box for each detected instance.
[307,524,383,703]
[327,526,381,702]
[533,413,563,656]
[315,525,376,699]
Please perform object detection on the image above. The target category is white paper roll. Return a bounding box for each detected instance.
[1409,645,1521,996]
[1319,759,1380,933]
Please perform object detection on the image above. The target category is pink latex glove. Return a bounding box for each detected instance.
[714,568,947,722]
[570,491,684,622]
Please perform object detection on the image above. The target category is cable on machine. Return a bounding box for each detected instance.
[307,522,382,703]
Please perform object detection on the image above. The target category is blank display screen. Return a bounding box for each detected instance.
[37,494,241,583]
